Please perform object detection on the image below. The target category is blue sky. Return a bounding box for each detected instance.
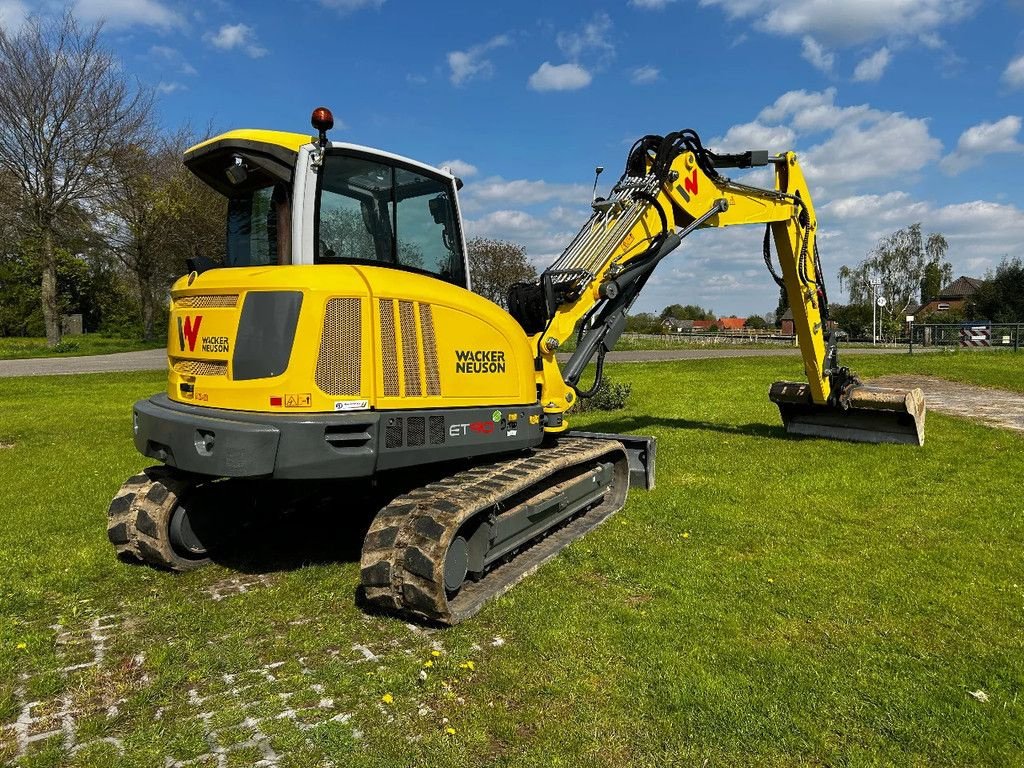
[5,0,1024,316]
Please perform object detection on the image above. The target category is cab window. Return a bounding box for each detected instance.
[316,153,465,287]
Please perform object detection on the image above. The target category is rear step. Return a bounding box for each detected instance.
[769,381,926,446]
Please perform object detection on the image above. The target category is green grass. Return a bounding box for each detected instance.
[853,347,1024,393]
[0,335,165,360]
[1,354,1023,766]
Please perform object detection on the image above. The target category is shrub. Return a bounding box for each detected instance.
[573,375,632,412]
[53,338,81,353]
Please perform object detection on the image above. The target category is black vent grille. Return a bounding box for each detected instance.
[407,417,425,447]
[385,418,404,449]
[429,415,445,445]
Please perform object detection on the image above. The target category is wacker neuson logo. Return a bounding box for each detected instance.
[455,349,506,374]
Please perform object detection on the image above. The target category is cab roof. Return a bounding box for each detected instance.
[183,128,457,196]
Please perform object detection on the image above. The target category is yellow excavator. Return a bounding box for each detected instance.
[107,108,925,624]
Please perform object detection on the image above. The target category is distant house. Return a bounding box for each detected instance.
[691,319,714,331]
[779,308,794,336]
[661,318,694,333]
[717,317,747,331]
[917,276,985,316]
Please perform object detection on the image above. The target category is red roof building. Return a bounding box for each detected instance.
[717,317,747,331]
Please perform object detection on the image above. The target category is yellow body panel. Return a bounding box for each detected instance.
[167,265,536,413]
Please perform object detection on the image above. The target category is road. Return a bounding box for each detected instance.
[0,345,910,378]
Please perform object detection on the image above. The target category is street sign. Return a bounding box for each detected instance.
[876,296,887,307]
[906,315,914,322]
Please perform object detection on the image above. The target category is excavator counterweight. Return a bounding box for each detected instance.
[106,109,926,626]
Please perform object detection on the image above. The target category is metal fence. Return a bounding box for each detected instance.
[910,322,1023,350]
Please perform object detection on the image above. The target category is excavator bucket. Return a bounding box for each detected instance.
[769,381,926,446]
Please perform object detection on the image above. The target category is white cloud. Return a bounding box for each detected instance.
[758,88,836,125]
[463,208,580,268]
[710,121,796,152]
[557,12,615,65]
[447,35,510,86]
[528,62,592,92]
[822,191,929,223]
[206,23,267,58]
[701,0,979,46]
[157,81,186,94]
[940,115,1024,174]
[149,46,197,77]
[801,36,834,74]
[629,0,676,7]
[1004,54,1024,89]
[468,176,590,206]
[438,159,478,178]
[802,112,941,189]
[317,0,384,12]
[75,0,183,29]
[757,87,882,138]
[631,65,659,84]
[853,47,891,81]
[0,0,27,32]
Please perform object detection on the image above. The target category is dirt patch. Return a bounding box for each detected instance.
[0,441,14,449]
[870,375,1024,433]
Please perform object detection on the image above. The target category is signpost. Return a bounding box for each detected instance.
[907,315,914,354]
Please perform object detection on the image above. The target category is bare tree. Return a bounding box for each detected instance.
[467,237,537,308]
[0,10,152,344]
[102,140,175,340]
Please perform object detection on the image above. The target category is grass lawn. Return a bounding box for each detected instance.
[853,347,1024,394]
[1,353,1022,766]
[0,335,165,361]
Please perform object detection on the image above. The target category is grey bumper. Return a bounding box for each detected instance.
[132,394,544,480]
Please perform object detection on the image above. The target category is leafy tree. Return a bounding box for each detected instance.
[0,11,152,345]
[828,303,873,340]
[624,312,663,334]
[970,258,1024,322]
[102,140,186,340]
[467,237,537,308]
[775,285,789,328]
[744,315,767,330]
[660,303,713,321]
[839,224,949,336]
[920,258,952,304]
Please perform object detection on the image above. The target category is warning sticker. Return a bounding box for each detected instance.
[283,393,312,408]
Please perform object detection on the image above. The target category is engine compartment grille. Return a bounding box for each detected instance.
[378,298,441,399]
[172,359,228,377]
[174,294,238,309]
[315,298,362,396]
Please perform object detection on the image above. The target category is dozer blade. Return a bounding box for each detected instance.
[769,381,926,446]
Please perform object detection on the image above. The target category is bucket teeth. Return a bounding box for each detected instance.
[769,381,926,446]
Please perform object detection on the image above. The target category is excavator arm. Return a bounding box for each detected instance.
[514,130,925,445]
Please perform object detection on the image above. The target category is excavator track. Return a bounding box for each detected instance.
[360,437,630,625]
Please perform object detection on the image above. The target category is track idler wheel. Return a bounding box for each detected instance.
[107,466,211,571]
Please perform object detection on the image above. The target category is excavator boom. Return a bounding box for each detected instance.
[512,130,926,445]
